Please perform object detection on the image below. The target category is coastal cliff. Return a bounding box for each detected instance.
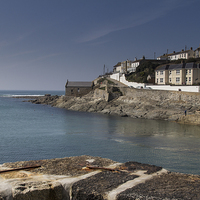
[26,84,200,126]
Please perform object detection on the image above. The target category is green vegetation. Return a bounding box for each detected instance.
[185,58,197,63]
[97,78,116,85]
[112,87,122,95]
[173,59,185,64]
[172,58,199,64]
[125,61,159,83]
[99,87,105,90]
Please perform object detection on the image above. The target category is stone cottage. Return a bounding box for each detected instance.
[65,80,94,97]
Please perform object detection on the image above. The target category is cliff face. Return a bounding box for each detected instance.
[27,87,200,125]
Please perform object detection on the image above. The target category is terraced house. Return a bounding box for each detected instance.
[155,63,200,85]
[157,47,195,61]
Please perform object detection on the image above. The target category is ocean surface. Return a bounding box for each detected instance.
[0,90,200,175]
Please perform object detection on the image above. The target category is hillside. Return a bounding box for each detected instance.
[125,61,159,83]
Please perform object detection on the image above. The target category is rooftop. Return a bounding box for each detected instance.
[66,81,93,87]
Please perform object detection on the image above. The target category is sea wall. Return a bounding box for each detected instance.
[110,73,200,92]
[121,87,200,103]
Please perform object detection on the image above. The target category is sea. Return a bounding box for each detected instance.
[0,90,200,175]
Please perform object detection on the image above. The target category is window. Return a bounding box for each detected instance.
[169,78,171,82]
[78,88,80,92]
[157,79,158,83]
[156,71,158,75]
[160,71,163,75]
[176,70,180,75]
[186,77,188,82]
[169,71,172,75]
[176,77,180,83]
[189,77,191,82]
[189,69,191,74]
[160,78,163,83]
[186,70,188,75]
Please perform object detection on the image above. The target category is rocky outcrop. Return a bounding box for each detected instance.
[26,86,200,125]
[1,156,200,200]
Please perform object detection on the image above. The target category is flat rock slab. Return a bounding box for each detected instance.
[1,155,116,177]
[117,173,200,200]
[0,156,199,200]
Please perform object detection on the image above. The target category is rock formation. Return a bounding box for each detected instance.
[1,156,200,199]
[25,82,200,125]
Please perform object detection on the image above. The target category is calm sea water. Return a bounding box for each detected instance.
[0,90,200,175]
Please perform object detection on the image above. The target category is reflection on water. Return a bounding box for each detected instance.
[0,97,200,175]
[62,111,200,174]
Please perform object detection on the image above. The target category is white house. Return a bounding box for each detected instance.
[195,46,200,58]
[157,47,195,61]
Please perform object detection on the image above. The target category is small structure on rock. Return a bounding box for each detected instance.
[65,80,94,97]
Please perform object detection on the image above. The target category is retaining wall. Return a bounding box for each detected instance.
[110,73,200,93]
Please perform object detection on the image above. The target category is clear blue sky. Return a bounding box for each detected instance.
[0,0,199,90]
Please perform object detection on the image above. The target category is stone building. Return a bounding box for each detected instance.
[65,81,94,97]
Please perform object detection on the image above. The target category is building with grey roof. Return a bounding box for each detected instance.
[157,48,195,61]
[65,80,94,97]
[155,63,200,85]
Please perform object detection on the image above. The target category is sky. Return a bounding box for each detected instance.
[0,0,200,90]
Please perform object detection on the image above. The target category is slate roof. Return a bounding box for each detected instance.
[155,65,169,71]
[168,64,184,70]
[66,81,93,87]
[185,63,197,69]
[156,62,200,71]
[169,50,191,56]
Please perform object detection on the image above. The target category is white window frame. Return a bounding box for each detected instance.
[176,70,180,75]
[160,78,163,83]
[160,71,163,75]
[176,77,180,83]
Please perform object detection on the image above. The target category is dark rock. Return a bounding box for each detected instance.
[72,171,138,200]
[121,161,162,174]
[1,156,200,200]
[23,83,200,125]
[117,172,200,200]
